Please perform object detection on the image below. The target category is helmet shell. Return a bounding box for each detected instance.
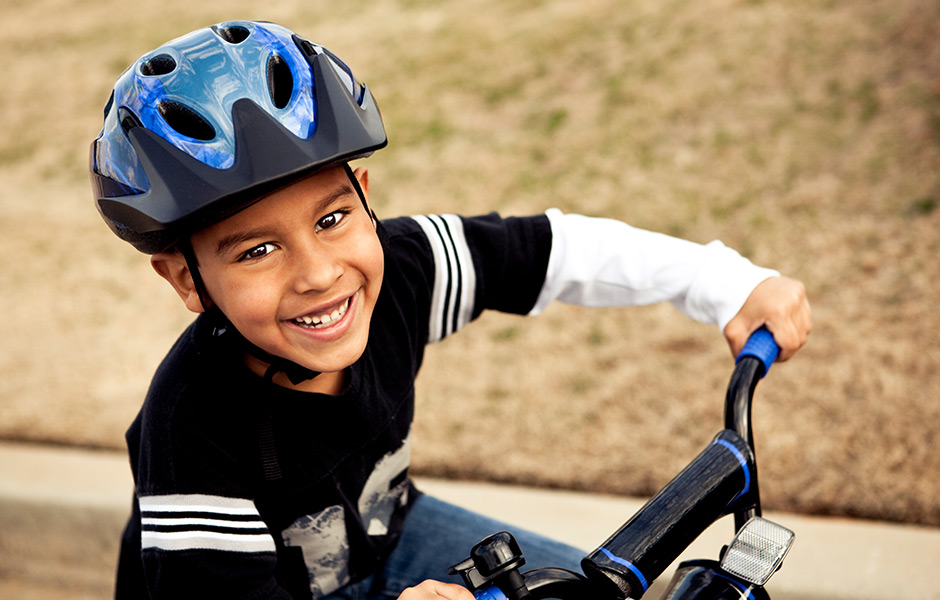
[90,21,386,253]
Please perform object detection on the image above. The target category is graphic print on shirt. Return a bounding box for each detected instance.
[281,505,350,598]
[281,431,413,598]
[359,432,412,536]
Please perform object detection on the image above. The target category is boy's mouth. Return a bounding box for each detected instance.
[291,296,351,329]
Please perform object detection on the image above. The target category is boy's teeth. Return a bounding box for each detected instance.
[294,298,349,328]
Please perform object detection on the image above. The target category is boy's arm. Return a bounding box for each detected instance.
[531,209,810,359]
[120,384,294,599]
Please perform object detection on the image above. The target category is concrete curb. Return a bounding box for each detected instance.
[1,441,938,599]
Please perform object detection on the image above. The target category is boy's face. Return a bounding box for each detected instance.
[159,165,384,387]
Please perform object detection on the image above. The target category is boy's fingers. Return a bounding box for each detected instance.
[767,282,812,361]
[765,319,806,362]
[724,276,812,362]
[398,580,475,600]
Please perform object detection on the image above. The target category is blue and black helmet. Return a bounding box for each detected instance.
[90,20,387,254]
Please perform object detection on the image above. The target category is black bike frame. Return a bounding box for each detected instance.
[724,357,765,531]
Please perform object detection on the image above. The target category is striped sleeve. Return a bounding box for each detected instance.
[139,494,276,553]
[409,214,477,344]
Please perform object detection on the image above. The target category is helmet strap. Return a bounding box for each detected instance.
[343,162,376,223]
[206,307,322,386]
[178,239,213,313]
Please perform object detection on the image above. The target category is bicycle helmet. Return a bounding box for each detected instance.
[89,20,387,254]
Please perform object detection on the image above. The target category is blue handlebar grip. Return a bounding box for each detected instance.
[474,586,508,600]
[735,326,780,377]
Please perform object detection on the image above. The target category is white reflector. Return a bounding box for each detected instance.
[720,517,795,586]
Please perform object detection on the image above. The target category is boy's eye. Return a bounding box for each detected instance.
[241,243,276,261]
[316,210,348,232]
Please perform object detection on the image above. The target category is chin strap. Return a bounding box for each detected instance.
[204,308,321,385]
[178,239,213,314]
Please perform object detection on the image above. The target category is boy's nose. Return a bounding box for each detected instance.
[289,245,343,293]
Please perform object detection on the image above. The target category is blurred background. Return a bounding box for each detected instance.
[1,0,938,539]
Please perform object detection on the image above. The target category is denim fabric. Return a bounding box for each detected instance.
[322,494,587,600]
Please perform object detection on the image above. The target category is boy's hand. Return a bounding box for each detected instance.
[723,276,812,362]
[397,580,475,600]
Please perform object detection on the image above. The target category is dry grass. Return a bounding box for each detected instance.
[1,0,938,526]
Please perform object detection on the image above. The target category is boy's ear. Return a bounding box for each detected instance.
[352,167,374,225]
[151,251,206,314]
[353,167,369,200]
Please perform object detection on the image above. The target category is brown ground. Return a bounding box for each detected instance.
[1,0,938,527]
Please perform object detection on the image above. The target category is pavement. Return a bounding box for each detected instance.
[1,441,938,599]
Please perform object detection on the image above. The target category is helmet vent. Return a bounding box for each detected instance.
[140,54,177,77]
[158,101,216,141]
[266,55,294,109]
[216,25,251,44]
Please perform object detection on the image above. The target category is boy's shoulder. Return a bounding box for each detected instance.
[377,214,437,251]
[378,214,421,236]
[378,211,551,261]
[376,215,439,280]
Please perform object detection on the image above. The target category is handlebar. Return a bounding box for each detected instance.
[580,327,781,597]
[452,327,780,600]
[736,326,780,377]
[452,328,782,600]
[726,326,778,529]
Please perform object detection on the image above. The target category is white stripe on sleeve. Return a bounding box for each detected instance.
[410,215,477,342]
[138,494,276,553]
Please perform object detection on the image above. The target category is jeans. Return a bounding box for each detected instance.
[323,494,587,599]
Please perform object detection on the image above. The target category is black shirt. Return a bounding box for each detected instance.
[115,213,553,599]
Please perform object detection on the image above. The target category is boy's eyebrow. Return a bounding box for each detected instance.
[214,228,276,257]
[214,183,357,257]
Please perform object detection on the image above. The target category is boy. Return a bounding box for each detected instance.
[89,20,811,600]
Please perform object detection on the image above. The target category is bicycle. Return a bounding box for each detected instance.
[449,327,794,600]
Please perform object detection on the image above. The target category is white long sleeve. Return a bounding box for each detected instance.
[529,209,779,331]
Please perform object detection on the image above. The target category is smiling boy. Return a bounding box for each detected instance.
[90,20,810,600]
[152,165,383,395]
